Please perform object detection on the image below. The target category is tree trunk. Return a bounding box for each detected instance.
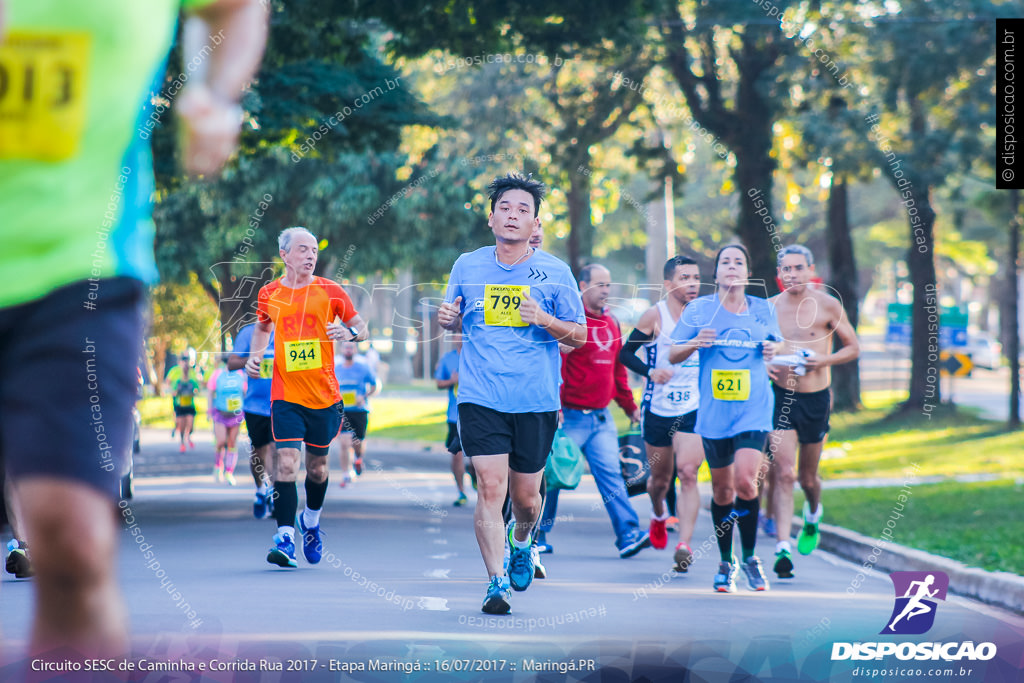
[903,180,940,413]
[565,167,592,278]
[152,337,168,397]
[826,175,861,412]
[1008,189,1021,429]
[732,130,780,297]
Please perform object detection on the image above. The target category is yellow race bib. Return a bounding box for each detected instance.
[0,31,91,161]
[712,369,750,401]
[178,394,193,407]
[484,284,529,327]
[259,358,274,379]
[226,397,243,412]
[341,390,357,405]
[284,340,321,372]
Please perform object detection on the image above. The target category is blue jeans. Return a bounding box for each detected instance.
[539,408,640,548]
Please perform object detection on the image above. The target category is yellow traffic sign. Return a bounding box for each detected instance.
[940,352,973,377]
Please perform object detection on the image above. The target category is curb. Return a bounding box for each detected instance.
[793,517,1024,615]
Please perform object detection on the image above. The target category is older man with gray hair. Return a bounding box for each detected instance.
[245,227,367,569]
[766,244,859,580]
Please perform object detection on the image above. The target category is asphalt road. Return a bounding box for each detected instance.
[1,429,1021,682]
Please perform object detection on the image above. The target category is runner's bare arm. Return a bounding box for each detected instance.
[805,298,860,371]
[177,0,269,176]
[668,328,716,364]
[245,321,273,377]
[438,297,462,330]
[519,295,586,348]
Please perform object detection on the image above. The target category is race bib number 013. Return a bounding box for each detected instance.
[711,369,750,401]
[0,32,91,161]
[284,340,321,372]
[484,284,529,327]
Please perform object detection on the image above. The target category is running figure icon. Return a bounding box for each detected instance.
[888,574,939,631]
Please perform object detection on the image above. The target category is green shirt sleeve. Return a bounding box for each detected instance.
[181,0,219,12]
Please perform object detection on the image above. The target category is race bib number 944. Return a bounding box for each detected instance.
[285,340,321,372]
[484,284,529,327]
[0,32,91,161]
[712,369,750,401]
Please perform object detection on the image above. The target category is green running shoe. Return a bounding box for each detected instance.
[798,502,822,555]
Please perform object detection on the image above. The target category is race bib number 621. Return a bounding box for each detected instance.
[711,369,750,401]
[484,284,529,327]
[284,340,321,372]
[0,32,91,161]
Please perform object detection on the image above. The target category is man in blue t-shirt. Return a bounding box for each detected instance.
[333,341,378,482]
[438,172,586,615]
[434,333,467,506]
[229,323,277,519]
[668,244,783,595]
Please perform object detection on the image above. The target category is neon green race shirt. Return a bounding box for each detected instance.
[0,0,214,308]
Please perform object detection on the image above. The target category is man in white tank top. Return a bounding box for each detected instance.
[619,256,705,573]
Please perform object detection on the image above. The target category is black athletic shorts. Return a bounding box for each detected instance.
[341,409,369,441]
[0,278,145,499]
[457,403,557,474]
[445,421,462,454]
[772,384,831,444]
[173,404,196,417]
[244,411,273,450]
[702,431,770,469]
[642,409,698,447]
[271,400,342,456]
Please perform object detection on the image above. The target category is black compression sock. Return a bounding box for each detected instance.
[735,496,760,561]
[711,500,735,562]
[305,476,329,511]
[273,481,298,529]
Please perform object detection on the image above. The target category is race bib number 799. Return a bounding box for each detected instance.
[484,284,529,327]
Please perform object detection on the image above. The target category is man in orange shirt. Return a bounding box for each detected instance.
[245,227,366,568]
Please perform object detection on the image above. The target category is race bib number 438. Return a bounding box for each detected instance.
[0,32,91,161]
[484,284,529,327]
[284,340,321,372]
[712,369,750,401]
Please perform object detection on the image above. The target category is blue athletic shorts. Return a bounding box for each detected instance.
[271,400,342,456]
[0,278,144,499]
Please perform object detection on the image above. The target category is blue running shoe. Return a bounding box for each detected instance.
[507,524,535,592]
[253,491,271,519]
[298,516,323,564]
[481,575,511,614]
[618,529,652,559]
[763,517,777,538]
[713,558,737,593]
[267,532,297,568]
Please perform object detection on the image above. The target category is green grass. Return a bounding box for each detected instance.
[795,479,1024,574]
[822,393,1022,480]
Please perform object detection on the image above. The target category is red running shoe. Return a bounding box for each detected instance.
[649,517,668,550]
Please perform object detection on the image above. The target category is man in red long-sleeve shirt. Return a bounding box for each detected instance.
[536,264,651,559]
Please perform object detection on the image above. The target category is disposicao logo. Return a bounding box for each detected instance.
[831,570,997,663]
[881,571,948,635]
